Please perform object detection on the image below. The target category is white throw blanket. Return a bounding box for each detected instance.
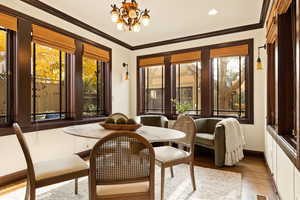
[217,118,245,166]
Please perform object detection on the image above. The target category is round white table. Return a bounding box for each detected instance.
[63,123,185,143]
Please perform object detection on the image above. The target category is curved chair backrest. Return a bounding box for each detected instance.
[13,123,36,184]
[89,131,155,198]
[108,113,129,121]
[135,115,169,128]
[173,116,197,153]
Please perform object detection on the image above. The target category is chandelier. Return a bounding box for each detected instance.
[110,0,150,32]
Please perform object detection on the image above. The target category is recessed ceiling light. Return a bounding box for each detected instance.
[208,8,218,16]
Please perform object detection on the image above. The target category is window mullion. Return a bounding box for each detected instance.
[59,51,62,119]
[239,56,242,118]
[33,43,36,121]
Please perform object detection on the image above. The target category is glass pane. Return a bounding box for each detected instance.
[213,56,246,118]
[82,57,103,117]
[0,30,7,123]
[31,44,66,120]
[145,65,165,113]
[176,62,201,115]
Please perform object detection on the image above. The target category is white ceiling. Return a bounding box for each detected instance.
[39,0,264,46]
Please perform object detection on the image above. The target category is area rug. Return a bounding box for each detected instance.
[1,165,242,200]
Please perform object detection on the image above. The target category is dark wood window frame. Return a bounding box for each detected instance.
[137,39,254,124]
[0,8,112,137]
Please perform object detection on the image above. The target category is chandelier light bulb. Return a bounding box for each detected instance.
[111,12,119,22]
[133,23,141,32]
[117,21,124,31]
[141,15,150,26]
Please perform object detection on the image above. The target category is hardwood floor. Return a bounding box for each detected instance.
[194,149,278,200]
[0,150,278,200]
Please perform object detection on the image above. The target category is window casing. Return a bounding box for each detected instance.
[82,56,105,117]
[31,43,67,121]
[137,40,253,123]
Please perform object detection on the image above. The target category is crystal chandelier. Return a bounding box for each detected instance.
[110,0,150,32]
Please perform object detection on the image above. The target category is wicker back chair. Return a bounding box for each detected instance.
[172,115,197,155]
[13,123,89,200]
[108,113,129,121]
[89,131,155,200]
[153,116,197,200]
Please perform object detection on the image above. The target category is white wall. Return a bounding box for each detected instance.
[129,29,267,152]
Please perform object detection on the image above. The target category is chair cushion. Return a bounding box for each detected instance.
[196,133,215,146]
[96,182,149,196]
[34,155,88,181]
[154,146,189,163]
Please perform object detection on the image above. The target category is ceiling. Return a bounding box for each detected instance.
[38,0,264,47]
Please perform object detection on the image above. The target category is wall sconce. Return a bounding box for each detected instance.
[256,44,266,70]
[122,62,129,80]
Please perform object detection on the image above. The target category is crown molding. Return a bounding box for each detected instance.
[20,0,270,50]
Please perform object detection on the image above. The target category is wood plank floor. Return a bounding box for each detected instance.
[194,149,278,200]
[0,151,278,200]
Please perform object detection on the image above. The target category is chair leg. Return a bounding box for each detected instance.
[74,178,78,195]
[170,166,174,178]
[24,181,29,200]
[27,184,36,200]
[189,162,196,191]
[161,167,165,200]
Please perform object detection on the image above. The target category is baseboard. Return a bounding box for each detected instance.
[244,149,265,157]
[263,154,281,200]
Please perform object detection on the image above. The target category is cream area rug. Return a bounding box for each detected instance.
[1,165,242,200]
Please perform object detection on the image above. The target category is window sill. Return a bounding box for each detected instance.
[0,117,107,137]
[267,125,299,169]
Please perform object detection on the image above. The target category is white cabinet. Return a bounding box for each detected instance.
[276,145,294,200]
[295,168,300,200]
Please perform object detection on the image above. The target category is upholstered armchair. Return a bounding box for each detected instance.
[135,115,169,128]
[194,118,225,167]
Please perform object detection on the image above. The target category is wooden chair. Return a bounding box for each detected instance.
[108,113,129,120]
[13,123,89,200]
[153,116,197,200]
[89,131,155,200]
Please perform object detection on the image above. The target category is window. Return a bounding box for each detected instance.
[212,56,246,118]
[31,43,67,121]
[175,62,201,115]
[144,65,165,113]
[82,56,105,117]
[137,40,253,123]
[0,28,10,124]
